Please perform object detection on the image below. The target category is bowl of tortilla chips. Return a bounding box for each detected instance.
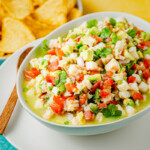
[0,0,83,64]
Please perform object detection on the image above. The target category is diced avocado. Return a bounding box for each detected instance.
[58,37,64,42]
[123,98,134,106]
[50,70,61,77]
[110,33,118,43]
[59,84,66,92]
[143,48,150,55]
[77,45,88,56]
[134,38,141,44]
[61,45,73,54]
[88,74,101,83]
[141,32,147,39]
[80,50,94,61]
[128,40,135,47]
[124,49,135,60]
[137,51,144,58]
[89,27,100,36]
[117,31,128,40]
[116,22,125,29]
[66,34,77,40]
[41,59,48,68]
[79,45,87,51]
[141,32,150,41]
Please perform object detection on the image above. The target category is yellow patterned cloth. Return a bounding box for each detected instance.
[82,0,150,22]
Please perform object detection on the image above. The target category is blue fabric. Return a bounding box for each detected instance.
[0,60,17,149]
[0,60,5,65]
[0,135,16,150]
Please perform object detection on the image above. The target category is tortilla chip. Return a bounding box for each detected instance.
[32,0,47,7]
[32,0,67,26]
[1,0,33,19]
[0,51,4,57]
[23,16,57,38]
[68,8,82,21]
[66,0,76,13]
[0,4,8,27]
[0,17,35,53]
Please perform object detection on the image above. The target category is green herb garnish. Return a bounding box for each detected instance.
[109,18,116,26]
[125,60,136,71]
[76,43,83,49]
[64,121,69,125]
[100,26,111,39]
[87,19,98,28]
[23,87,29,92]
[49,86,53,90]
[110,33,118,44]
[102,104,122,117]
[127,28,137,37]
[42,39,49,51]
[95,47,112,58]
[93,89,101,103]
[90,105,99,114]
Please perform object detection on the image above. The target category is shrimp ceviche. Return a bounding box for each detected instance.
[23,17,150,125]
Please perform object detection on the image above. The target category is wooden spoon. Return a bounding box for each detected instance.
[0,47,33,135]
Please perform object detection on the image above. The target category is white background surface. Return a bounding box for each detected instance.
[0,39,150,150]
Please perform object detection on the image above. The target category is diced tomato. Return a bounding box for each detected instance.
[92,35,103,43]
[76,105,83,112]
[99,90,110,98]
[136,30,142,35]
[109,100,118,105]
[50,104,62,115]
[47,60,60,71]
[65,83,76,93]
[105,71,113,78]
[53,95,65,107]
[84,111,93,121]
[143,59,150,68]
[98,103,107,109]
[137,43,146,50]
[88,70,100,75]
[133,26,138,30]
[78,73,84,82]
[144,41,150,47]
[79,93,87,104]
[142,69,150,80]
[55,48,64,60]
[75,36,81,42]
[132,92,143,100]
[133,64,137,69]
[45,75,55,85]
[90,80,101,94]
[46,49,56,55]
[103,78,114,86]
[68,96,75,100]
[127,76,136,83]
[24,67,40,80]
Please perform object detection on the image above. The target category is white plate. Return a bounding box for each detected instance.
[1,31,150,150]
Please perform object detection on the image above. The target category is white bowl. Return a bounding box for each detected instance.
[17,12,150,135]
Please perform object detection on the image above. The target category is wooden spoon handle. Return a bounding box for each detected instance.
[0,85,18,135]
